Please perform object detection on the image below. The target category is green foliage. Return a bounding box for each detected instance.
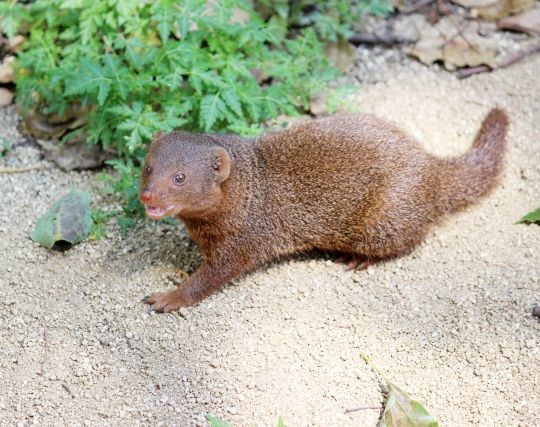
[206,415,230,427]
[89,208,117,240]
[3,0,390,223]
[0,136,12,158]
[520,206,540,225]
[31,190,92,248]
[206,415,286,426]
[258,0,392,41]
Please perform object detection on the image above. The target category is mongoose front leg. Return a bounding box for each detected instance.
[144,258,245,313]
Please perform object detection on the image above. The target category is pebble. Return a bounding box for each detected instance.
[525,339,536,349]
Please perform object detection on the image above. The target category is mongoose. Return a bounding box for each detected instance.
[140,108,508,312]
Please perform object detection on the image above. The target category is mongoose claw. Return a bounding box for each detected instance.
[347,256,371,271]
[338,254,372,271]
[144,290,188,313]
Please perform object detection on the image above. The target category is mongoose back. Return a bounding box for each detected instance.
[140,108,508,312]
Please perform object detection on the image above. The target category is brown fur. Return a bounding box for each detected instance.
[140,108,509,312]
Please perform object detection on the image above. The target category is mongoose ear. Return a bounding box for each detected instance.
[211,146,231,184]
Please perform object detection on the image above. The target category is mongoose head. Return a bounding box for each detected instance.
[140,131,231,220]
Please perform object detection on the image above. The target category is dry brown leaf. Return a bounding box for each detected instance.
[251,68,269,84]
[310,91,329,116]
[442,38,497,69]
[450,0,497,8]
[497,7,540,34]
[9,35,26,52]
[21,106,88,139]
[408,18,497,70]
[477,0,534,20]
[324,37,356,73]
[409,36,444,65]
[20,106,111,170]
[451,0,534,19]
[0,56,14,84]
[231,8,251,24]
[36,138,114,171]
[0,87,14,106]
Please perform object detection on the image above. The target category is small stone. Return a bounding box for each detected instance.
[525,339,536,349]
[532,305,540,318]
[0,88,14,107]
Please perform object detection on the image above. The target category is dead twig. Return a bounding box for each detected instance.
[345,405,381,413]
[0,165,43,174]
[61,383,77,398]
[457,42,540,78]
[401,0,436,14]
[446,16,480,54]
[348,33,416,46]
[39,327,49,376]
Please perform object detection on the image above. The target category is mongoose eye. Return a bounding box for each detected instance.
[143,165,152,175]
[173,172,186,185]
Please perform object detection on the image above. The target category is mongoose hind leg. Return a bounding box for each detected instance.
[338,254,372,271]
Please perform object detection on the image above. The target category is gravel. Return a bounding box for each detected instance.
[1,40,539,427]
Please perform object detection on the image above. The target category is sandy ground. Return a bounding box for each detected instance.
[1,53,539,426]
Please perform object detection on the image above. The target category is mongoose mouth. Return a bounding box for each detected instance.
[144,204,175,220]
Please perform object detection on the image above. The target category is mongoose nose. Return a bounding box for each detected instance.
[140,190,155,204]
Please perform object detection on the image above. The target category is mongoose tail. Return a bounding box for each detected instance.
[435,108,509,214]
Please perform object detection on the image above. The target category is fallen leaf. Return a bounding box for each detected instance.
[9,35,26,52]
[0,87,14,106]
[450,0,497,8]
[206,415,230,427]
[325,36,356,73]
[310,91,330,115]
[0,56,14,83]
[36,137,114,171]
[408,17,497,70]
[442,37,496,70]
[497,7,540,35]
[409,34,444,65]
[379,382,440,427]
[520,206,540,224]
[251,68,269,84]
[21,105,89,139]
[361,353,440,427]
[20,105,112,170]
[231,7,251,24]
[31,190,92,249]
[476,0,535,20]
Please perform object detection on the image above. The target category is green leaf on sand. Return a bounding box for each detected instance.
[206,415,230,427]
[520,206,540,225]
[31,190,92,248]
[360,353,439,427]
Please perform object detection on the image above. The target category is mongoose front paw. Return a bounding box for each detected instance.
[144,290,191,313]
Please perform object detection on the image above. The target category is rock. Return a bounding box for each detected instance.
[324,37,356,73]
[524,339,536,349]
[0,88,14,106]
[0,56,14,83]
